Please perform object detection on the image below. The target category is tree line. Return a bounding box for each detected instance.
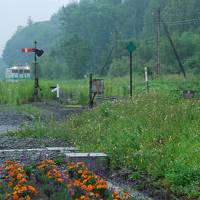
[2,0,200,79]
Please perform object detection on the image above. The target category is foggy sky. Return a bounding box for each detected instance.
[0,0,71,57]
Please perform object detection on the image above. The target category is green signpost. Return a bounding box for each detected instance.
[127,42,136,97]
[127,42,136,53]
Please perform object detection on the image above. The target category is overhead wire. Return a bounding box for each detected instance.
[143,17,200,27]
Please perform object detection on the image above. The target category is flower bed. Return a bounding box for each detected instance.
[0,160,131,200]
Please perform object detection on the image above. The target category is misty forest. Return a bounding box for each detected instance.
[1,0,200,79]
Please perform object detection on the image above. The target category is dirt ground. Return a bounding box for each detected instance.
[0,101,84,151]
[0,101,84,134]
[0,101,83,167]
[0,112,32,133]
[31,101,85,121]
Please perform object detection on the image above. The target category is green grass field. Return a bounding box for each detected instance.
[4,75,200,198]
[1,74,200,105]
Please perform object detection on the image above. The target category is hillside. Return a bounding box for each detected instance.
[2,0,200,79]
[3,13,61,64]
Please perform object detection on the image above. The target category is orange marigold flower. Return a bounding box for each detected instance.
[27,185,37,193]
[12,192,19,200]
[8,181,13,187]
[18,178,27,184]
[57,178,64,183]
[16,173,23,180]
[80,195,89,200]
[81,184,88,190]
[86,184,95,192]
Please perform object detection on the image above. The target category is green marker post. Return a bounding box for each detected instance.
[127,42,136,97]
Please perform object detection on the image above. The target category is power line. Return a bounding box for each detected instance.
[165,20,200,27]
[164,18,200,24]
[143,17,200,27]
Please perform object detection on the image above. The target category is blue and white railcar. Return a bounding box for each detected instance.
[5,65,31,81]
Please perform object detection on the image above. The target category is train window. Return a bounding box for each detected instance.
[12,70,18,73]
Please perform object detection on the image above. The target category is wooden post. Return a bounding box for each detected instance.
[89,73,93,108]
[145,67,149,93]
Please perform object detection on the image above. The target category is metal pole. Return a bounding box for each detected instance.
[34,41,37,97]
[34,40,40,99]
[130,52,133,97]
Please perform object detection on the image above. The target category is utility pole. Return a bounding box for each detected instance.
[156,9,161,76]
[161,19,186,78]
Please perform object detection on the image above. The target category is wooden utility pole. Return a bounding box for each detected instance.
[161,19,186,78]
[156,9,161,76]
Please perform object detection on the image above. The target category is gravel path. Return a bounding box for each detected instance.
[0,135,76,167]
[31,101,85,121]
[0,112,32,134]
[0,101,85,134]
[0,136,70,149]
[0,135,73,165]
[0,102,82,165]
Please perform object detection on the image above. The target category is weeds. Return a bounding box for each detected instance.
[2,74,200,105]
[5,75,200,198]
[14,93,200,198]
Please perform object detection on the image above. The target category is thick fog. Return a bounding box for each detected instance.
[0,0,70,56]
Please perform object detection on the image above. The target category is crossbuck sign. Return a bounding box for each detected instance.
[51,84,60,98]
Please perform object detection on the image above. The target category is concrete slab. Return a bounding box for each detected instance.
[65,153,107,157]
[0,147,78,153]
[64,152,109,176]
[46,147,78,152]
[0,148,46,153]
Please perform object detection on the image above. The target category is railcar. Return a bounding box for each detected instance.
[5,65,31,81]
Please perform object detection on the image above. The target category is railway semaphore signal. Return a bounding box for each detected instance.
[22,41,44,100]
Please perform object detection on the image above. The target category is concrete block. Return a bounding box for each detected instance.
[0,147,78,154]
[65,153,110,176]
[46,147,78,152]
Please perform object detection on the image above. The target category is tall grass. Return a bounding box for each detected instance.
[14,92,200,198]
[64,94,200,197]
[6,75,200,198]
[0,81,33,104]
[2,74,200,105]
